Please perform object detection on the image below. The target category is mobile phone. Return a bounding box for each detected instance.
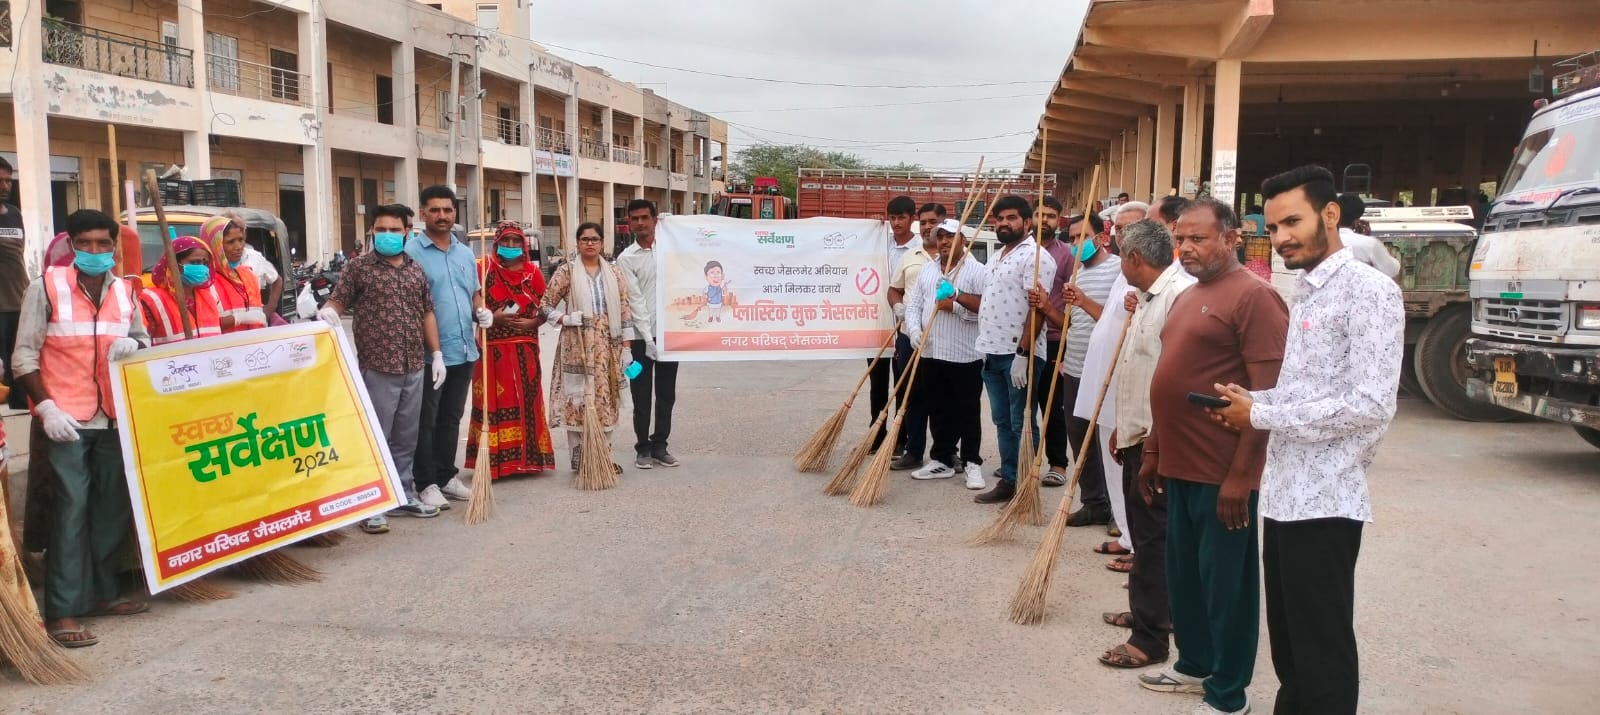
[1186,391,1231,409]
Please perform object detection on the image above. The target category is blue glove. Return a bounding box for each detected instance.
[935,279,956,301]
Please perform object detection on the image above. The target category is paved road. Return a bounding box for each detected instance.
[5,337,1598,713]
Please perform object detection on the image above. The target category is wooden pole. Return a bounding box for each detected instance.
[144,169,196,339]
[107,125,121,223]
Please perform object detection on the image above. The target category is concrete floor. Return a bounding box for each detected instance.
[4,327,1599,713]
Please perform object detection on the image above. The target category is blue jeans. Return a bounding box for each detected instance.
[981,354,1035,483]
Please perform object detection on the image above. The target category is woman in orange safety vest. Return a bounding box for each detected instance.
[138,236,225,345]
[201,215,268,332]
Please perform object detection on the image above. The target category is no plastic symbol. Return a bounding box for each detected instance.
[855,267,881,296]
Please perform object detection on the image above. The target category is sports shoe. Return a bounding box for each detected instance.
[1137,667,1205,694]
[1192,698,1250,714]
[635,451,655,469]
[911,460,954,480]
[964,463,987,490]
[418,485,450,510]
[890,453,923,471]
[391,499,441,518]
[651,449,680,468]
[360,515,389,533]
[441,477,472,501]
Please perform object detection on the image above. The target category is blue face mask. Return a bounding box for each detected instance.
[496,245,525,261]
[373,232,406,256]
[1077,239,1099,262]
[181,264,212,287]
[74,250,116,276]
[228,259,242,269]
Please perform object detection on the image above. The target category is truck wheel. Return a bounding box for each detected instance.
[1399,351,1424,398]
[1577,426,1600,451]
[1415,305,1520,422]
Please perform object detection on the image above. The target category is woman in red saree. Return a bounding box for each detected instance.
[465,221,557,478]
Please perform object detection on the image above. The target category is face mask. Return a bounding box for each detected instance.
[1077,239,1099,262]
[181,264,212,286]
[74,250,116,276]
[496,245,525,261]
[373,232,405,256]
[229,259,242,269]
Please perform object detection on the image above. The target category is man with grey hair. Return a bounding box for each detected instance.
[1098,218,1195,672]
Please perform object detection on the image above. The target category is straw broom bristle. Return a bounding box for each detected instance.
[1009,498,1073,625]
[167,577,235,601]
[231,551,323,585]
[823,426,875,496]
[793,401,851,473]
[848,417,903,507]
[0,582,89,684]
[576,409,617,491]
[299,530,347,548]
[971,447,1046,545]
[465,445,495,524]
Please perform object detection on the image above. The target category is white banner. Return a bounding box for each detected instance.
[653,215,894,361]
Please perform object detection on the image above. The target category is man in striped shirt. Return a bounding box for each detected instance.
[903,219,989,489]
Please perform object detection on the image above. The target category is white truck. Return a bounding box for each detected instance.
[1463,53,1600,449]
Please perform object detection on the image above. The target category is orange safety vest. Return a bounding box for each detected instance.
[140,285,223,346]
[40,266,136,421]
[213,267,262,333]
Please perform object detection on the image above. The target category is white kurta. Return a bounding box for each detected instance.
[1072,272,1136,428]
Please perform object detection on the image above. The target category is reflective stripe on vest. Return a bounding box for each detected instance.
[40,266,135,421]
[45,268,132,338]
[141,286,222,346]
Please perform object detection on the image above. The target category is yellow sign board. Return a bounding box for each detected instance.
[110,323,404,592]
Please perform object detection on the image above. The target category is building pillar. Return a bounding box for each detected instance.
[602,107,615,163]
[1153,100,1178,198]
[633,116,646,168]
[660,115,673,172]
[391,43,419,210]
[602,181,617,254]
[1120,128,1137,200]
[1106,133,1122,198]
[1179,79,1207,197]
[1135,116,1154,203]
[1209,59,1242,209]
[564,89,580,228]
[179,0,212,179]
[11,4,53,271]
[300,6,335,261]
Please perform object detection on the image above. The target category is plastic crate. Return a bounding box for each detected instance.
[157,179,191,206]
[1243,236,1273,281]
[191,179,242,207]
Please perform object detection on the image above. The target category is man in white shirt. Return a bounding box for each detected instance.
[869,196,920,454]
[1334,194,1401,278]
[237,244,284,316]
[1212,166,1404,715]
[903,219,988,489]
[969,196,1056,504]
[886,197,936,470]
[618,199,680,469]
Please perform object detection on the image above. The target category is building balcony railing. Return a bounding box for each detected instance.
[43,18,193,88]
[536,126,572,155]
[611,145,641,165]
[2,1,13,48]
[486,114,527,146]
[206,54,308,106]
[578,138,610,162]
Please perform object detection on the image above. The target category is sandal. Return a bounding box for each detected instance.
[1106,555,1134,573]
[611,463,623,475]
[1041,469,1066,487]
[49,624,99,648]
[1101,611,1134,628]
[1099,643,1166,669]
[1093,541,1131,555]
[90,598,150,617]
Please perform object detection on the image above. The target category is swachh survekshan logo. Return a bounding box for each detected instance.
[754,230,796,247]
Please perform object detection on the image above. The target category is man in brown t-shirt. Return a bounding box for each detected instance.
[1134,199,1288,715]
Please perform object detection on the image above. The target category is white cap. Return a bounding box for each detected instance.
[937,218,962,235]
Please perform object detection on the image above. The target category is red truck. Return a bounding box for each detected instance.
[797,168,1058,221]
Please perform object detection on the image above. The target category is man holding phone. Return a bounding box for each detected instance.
[1134,200,1288,715]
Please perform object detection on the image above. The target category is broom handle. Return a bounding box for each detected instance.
[144,169,195,339]
[1027,164,1103,468]
[1050,310,1135,516]
[842,321,902,409]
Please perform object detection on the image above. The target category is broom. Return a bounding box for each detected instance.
[825,169,997,497]
[1005,132,1056,529]
[848,174,1006,507]
[792,323,900,473]
[465,185,496,523]
[575,326,619,491]
[167,578,236,601]
[297,530,348,548]
[1009,310,1134,625]
[973,164,1103,544]
[0,468,88,684]
[231,550,323,585]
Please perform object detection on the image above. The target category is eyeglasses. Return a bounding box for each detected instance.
[578,237,603,243]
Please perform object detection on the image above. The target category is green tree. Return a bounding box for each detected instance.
[729,144,922,201]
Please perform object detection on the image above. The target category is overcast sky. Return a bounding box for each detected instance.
[532,0,1090,172]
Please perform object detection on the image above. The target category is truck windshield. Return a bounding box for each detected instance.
[1499,108,1600,205]
[135,223,203,272]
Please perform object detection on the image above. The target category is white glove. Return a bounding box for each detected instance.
[430,351,446,390]
[1009,355,1030,390]
[296,283,318,319]
[643,336,661,361]
[236,307,268,328]
[0,443,9,473]
[562,311,585,327]
[317,306,342,328]
[35,399,83,443]
[545,310,564,326]
[907,327,922,347]
[892,302,906,319]
[107,337,140,362]
[474,307,494,328]
[620,349,635,370]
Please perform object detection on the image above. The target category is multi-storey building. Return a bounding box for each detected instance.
[0,0,727,265]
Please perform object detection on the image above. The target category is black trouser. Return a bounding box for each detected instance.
[630,342,678,455]
[1032,340,1071,467]
[1061,374,1108,511]
[867,356,892,449]
[415,359,476,490]
[1265,517,1364,715]
[1119,447,1169,660]
[894,332,930,458]
[924,357,983,468]
[1,311,24,409]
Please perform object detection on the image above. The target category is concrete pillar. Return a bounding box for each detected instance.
[300,7,335,262]
[392,43,419,210]
[633,116,646,167]
[564,89,580,227]
[1106,133,1122,197]
[1209,59,1242,209]
[179,0,212,179]
[520,171,536,226]
[661,113,673,172]
[1135,117,1154,203]
[602,107,615,163]
[634,185,645,200]
[11,4,52,272]
[602,181,617,254]
[1179,79,1207,197]
[1154,100,1178,198]
[1120,128,1137,200]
